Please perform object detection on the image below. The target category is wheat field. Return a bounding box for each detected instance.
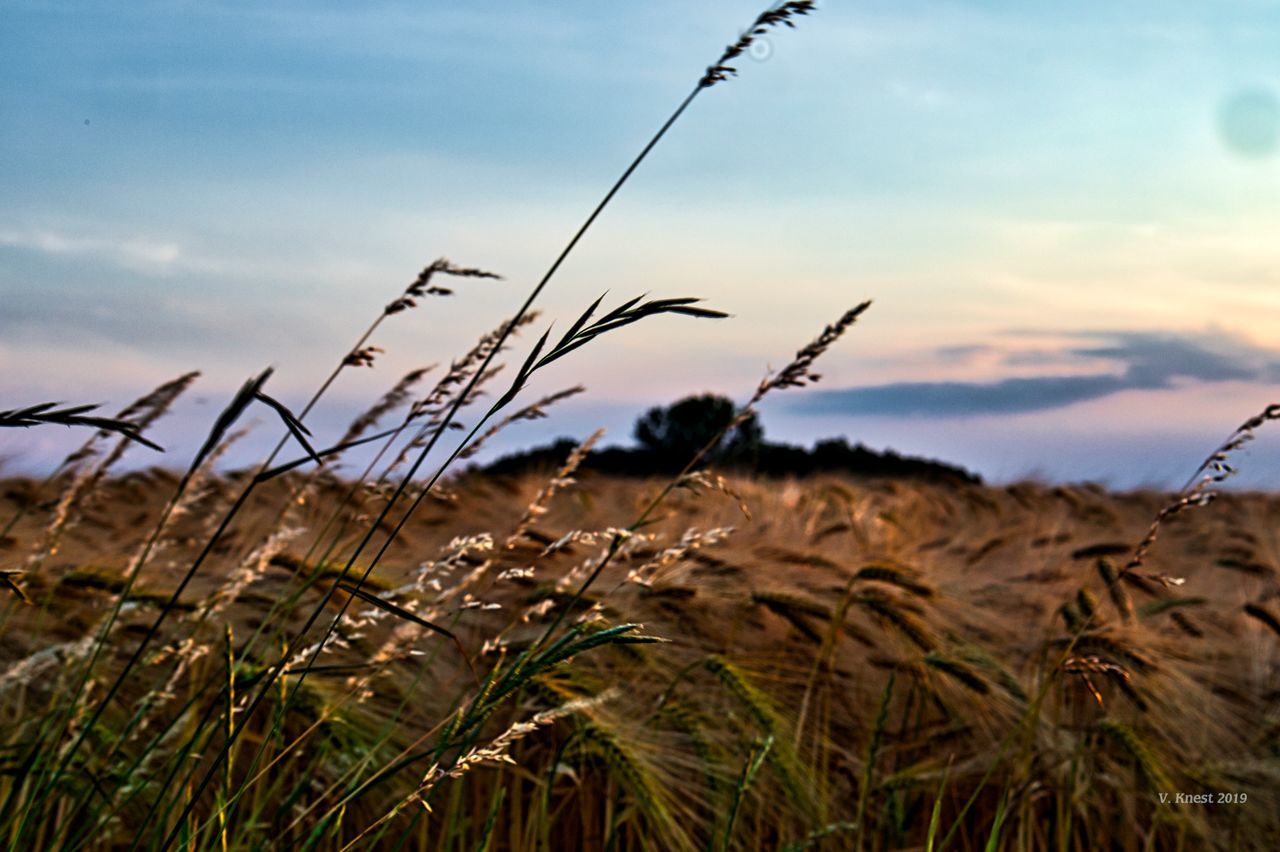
[1,458,1278,849]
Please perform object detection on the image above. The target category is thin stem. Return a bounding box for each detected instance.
[166,80,707,849]
[23,289,419,841]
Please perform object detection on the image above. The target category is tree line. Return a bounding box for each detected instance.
[479,394,980,483]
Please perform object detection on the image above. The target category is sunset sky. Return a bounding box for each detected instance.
[3,1,1280,487]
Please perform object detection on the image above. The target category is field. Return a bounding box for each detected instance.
[1,459,1278,850]
[5,3,1280,849]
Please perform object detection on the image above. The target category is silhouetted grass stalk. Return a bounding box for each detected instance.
[161,5,821,841]
[24,262,494,845]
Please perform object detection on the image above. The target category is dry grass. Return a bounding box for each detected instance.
[1,463,1278,849]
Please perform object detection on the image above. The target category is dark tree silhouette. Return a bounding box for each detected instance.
[479,394,980,484]
[632,394,762,469]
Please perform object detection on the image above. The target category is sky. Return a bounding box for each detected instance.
[3,0,1280,489]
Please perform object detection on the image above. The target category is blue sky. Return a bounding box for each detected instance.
[3,1,1280,487]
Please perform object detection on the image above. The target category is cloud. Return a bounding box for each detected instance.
[1070,332,1258,385]
[0,228,183,274]
[932,343,992,360]
[792,329,1280,418]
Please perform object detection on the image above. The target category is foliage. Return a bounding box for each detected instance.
[634,394,764,470]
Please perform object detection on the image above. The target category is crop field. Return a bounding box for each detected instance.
[1,456,1278,849]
